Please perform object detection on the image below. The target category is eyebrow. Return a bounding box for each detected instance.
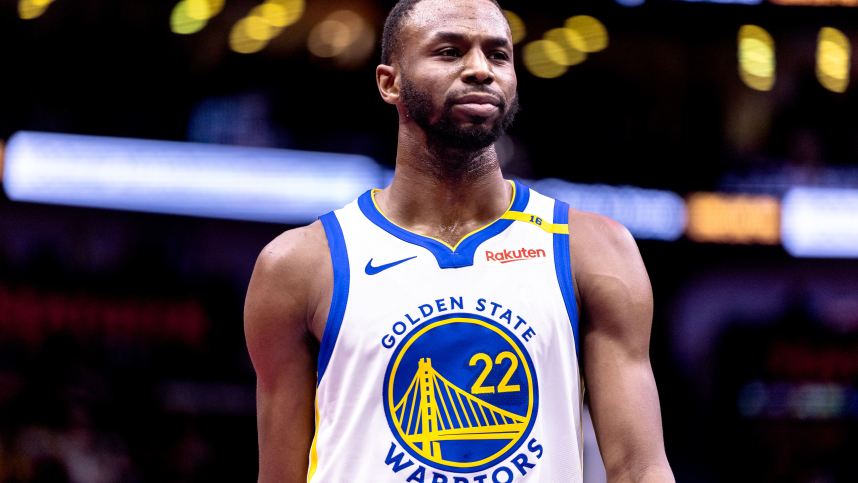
[430,31,511,49]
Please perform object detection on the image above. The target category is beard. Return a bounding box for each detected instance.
[401,77,519,152]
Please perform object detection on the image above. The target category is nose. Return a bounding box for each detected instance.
[461,49,494,85]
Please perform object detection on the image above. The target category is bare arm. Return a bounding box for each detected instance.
[569,210,675,483]
[244,223,331,483]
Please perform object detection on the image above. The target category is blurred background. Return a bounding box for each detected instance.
[1,0,858,481]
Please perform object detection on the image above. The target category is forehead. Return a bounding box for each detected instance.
[404,0,510,43]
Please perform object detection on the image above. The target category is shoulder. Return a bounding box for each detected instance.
[245,221,333,343]
[253,221,330,280]
[565,208,652,324]
[567,208,635,254]
[566,207,643,274]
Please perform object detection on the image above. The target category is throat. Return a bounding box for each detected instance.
[431,222,481,248]
[372,176,516,251]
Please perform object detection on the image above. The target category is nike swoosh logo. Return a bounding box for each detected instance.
[365,256,417,275]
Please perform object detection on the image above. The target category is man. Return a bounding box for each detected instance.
[244,0,675,482]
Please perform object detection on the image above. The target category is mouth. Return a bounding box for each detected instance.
[451,93,502,118]
[454,93,502,106]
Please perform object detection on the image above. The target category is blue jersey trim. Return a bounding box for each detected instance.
[553,200,581,361]
[317,211,350,386]
[357,180,531,269]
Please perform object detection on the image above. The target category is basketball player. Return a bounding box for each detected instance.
[244,0,675,482]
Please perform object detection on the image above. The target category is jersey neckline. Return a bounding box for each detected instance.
[357,179,530,269]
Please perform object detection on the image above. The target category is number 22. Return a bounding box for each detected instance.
[469,351,521,394]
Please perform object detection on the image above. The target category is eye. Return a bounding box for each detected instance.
[489,51,510,61]
[438,48,462,58]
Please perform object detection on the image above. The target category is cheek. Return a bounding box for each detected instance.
[500,69,518,91]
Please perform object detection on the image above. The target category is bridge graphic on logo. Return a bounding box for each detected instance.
[392,357,527,461]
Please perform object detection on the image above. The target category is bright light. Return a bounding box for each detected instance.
[254,3,288,28]
[206,0,225,18]
[564,16,609,53]
[2,131,384,224]
[0,139,5,182]
[229,17,269,54]
[185,0,211,21]
[229,0,305,54]
[782,187,858,258]
[522,40,568,79]
[251,0,304,29]
[268,0,305,27]
[503,10,526,45]
[738,25,776,91]
[543,28,587,66]
[817,27,850,93]
[686,193,780,245]
[18,0,54,20]
[532,179,687,241]
[307,10,369,59]
[171,1,207,35]
[245,15,275,41]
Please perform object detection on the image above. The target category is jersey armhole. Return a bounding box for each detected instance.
[317,211,350,386]
[552,200,581,362]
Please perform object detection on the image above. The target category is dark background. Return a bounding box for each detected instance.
[1,0,857,482]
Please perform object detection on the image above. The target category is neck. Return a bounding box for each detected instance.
[374,126,512,247]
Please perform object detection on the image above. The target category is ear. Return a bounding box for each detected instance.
[376,64,400,105]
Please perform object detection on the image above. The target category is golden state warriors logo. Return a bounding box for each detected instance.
[383,314,538,473]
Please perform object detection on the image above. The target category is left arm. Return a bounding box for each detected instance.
[568,210,675,483]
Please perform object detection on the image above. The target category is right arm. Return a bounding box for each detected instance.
[244,223,331,483]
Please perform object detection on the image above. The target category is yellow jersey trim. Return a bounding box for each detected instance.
[370,180,518,251]
[500,211,570,234]
[306,397,320,482]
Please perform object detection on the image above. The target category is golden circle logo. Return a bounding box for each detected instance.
[383,315,538,473]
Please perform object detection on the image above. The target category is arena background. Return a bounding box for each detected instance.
[1,0,857,482]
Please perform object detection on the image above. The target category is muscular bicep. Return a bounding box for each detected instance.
[244,228,327,483]
[571,213,673,482]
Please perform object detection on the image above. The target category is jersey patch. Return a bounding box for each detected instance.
[383,313,538,473]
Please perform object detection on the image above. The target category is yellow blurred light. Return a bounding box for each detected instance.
[253,2,289,28]
[18,0,53,20]
[564,15,608,53]
[687,193,781,245]
[268,0,305,27]
[308,10,367,58]
[522,40,568,79]
[229,17,269,54]
[245,15,276,41]
[228,0,304,55]
[740,39,774,78]
[817,27,850,93]
[738,25,776,92]
[503,10,526,44]
[185,0,211,21]
[171,1,207,35]
[206,0,225,17]
[543,28,587,66]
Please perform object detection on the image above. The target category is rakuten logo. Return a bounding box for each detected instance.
[485,248,547,263]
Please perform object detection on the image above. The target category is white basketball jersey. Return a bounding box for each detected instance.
[309,180,583,483]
